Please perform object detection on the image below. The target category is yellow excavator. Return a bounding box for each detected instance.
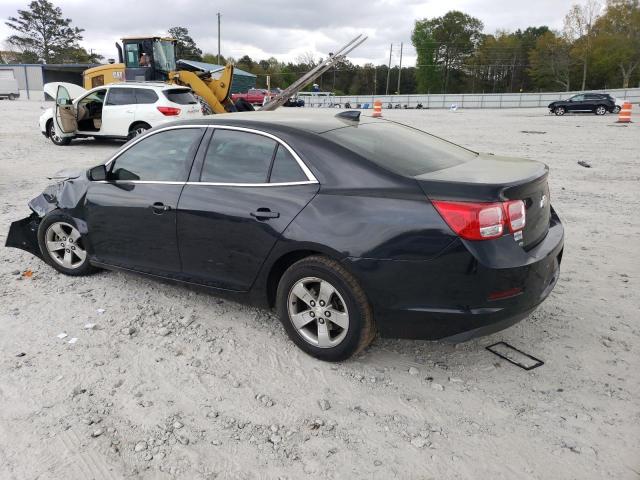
[82,34,367,114]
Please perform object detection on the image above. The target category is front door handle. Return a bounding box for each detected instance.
[250,208,280,220]
[150,202,171,214]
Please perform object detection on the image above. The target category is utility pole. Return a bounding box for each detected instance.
[385,43,393,95]
[217,12,221,64]
[373,66,377,95]
[396,42,403,94]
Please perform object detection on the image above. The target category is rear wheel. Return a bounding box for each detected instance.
[47,120,71,146]
[8,93,16,100]
[127,122,151,140]
[276,256,375,361]
[595,105,607,115]
[37,212,97,276]
[612,105,621,114]
[554,106,566,116]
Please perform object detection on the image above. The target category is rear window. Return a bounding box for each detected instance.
[322,122,477,176]
[163,89,197,105]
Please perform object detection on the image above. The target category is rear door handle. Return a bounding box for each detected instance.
[150,202,171,214]
[250,208,280,220]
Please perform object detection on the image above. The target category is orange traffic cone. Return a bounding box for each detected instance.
[616,102,632,123]
[372,100,382,118]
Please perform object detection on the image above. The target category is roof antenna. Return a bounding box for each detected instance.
[335,110,360,121]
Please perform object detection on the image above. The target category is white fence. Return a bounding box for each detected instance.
[303,88,640,109]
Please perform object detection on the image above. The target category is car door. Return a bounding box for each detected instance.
[54,85,77,139]
[85,127,206,275]
[102,87,137,136]
[567,94,585,111]
[177,127,319,291]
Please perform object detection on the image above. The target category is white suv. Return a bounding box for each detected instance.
[40,82,203,146]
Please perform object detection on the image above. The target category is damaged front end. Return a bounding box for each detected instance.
[5,169,89,259]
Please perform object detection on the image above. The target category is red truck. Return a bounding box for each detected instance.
[231,89,271,105]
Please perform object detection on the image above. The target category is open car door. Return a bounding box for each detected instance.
[54,85,77,139]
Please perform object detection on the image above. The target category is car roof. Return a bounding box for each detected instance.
[108,82,188,90]
[170,110,385,134]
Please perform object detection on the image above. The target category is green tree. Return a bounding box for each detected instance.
[592,0,640,88]
[5,0,84,63]
[167,26,202,61]
[564,0,601,90]
[411,19,439,93]
[202,52,227,65]
[529,31,573,90]
[412,11,483,93]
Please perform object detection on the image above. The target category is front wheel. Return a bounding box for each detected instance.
[47,120,71,146]
[37,212,97,276]
[554,106,566,116]
[595,105,607,115]
[276,256,375,361]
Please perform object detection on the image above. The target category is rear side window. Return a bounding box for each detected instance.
[163,89,197,105]
[106,88,135,106]
[322,123,476,177]
[110,128,203,181]
[135,88,158,104]
[201,129,277,183]
[269,145,306,183]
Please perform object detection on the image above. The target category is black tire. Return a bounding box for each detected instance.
[595,105,607,115]
[276,256,375,362]
[8,93,16,100]
[127,122,151,140]
[37,211,97,276]
[234,98,255,112]
[612,105,621,114]
[554,106,566,116]
[47,120,71,146]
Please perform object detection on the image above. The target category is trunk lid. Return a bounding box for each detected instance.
[416,154,551,249]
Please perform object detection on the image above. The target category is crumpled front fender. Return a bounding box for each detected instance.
[5,214,42,258]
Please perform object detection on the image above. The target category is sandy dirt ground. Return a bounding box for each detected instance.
[0,100,638,480]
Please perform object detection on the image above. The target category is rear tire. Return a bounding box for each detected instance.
[37,212,97,276]
[127,122,151,140]
[554,106,566,116]
[47,120,71,146]
[8,93,16,100]
[612,105,621,114]
[276,256,375,362]
[595,105,607,115]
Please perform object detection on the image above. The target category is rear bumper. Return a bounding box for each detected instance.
[346,209,564,341]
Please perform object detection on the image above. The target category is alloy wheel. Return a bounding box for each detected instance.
[45,222,87,269]
[287,276,349,348]
[555,107,565,116]
[596,106,606,115]
[49,123,63,143]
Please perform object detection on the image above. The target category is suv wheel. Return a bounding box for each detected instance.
[554,106,566,116]
[612,105,621,114]
[595,105,607,115]
[37,212,97,276]
[47,120,71,146]
[128,122,151,140]
[8,93,16,100]
[276,256,375,361]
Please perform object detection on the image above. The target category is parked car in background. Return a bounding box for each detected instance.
[8,111,564,361]
[0,70,20,100]
[39,82,203,146]
[548,93,618,116]
[231,88,271,106]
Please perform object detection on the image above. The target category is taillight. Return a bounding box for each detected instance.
[157,106,181,116]
[432,199,526,241]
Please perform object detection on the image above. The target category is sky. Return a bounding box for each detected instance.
[0,0,580,66]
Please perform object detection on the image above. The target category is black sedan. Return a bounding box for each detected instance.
[548,93,619,116]
[6,111,564,361]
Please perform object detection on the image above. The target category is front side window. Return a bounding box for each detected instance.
[109,128,202,182]
[106,88,136,106]
[570,95,584,102]
[201,130,277,183]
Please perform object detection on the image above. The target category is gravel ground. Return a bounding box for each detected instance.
[0,101,638,480]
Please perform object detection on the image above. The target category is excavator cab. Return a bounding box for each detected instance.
[119,36,177,82]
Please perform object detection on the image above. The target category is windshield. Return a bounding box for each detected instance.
[153,40,176,72]
[322,122,477,177]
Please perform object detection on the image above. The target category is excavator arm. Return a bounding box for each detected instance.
[168,64,234,114]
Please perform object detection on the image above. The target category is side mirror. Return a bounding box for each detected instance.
[88,164,107,181]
